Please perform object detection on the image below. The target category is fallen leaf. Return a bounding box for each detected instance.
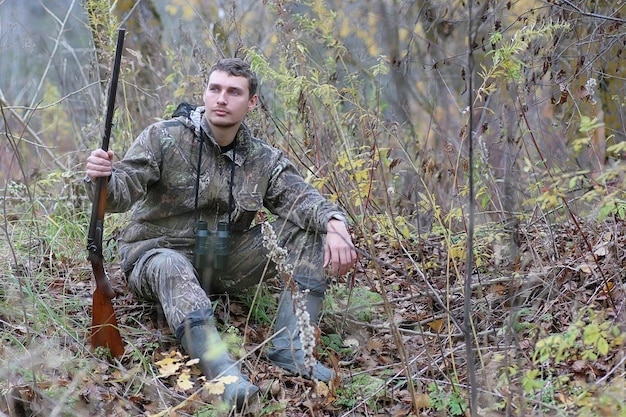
[415,393,431,409]
[428,319,444,332]
[344,338,359,348]
[555,392,573,406]
[571,359,587,373]
[316,380,329,397]
[377,355,394,365]
[185,358,200,367]
[594,245,608,257]
[367,338,384,352]
[176,370,194,391]
[204,375,239,395]
[491,284,507,295]
[155,352,184,378]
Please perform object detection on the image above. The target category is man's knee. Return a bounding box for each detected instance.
[293,274,327,295]
[146,249,194,275]
[128,248,211,323]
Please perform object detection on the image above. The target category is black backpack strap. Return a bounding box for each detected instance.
[171,102,197,118]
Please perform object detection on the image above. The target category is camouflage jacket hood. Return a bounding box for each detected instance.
[91,106,346,273]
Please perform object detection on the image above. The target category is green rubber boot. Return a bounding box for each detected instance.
[267,290,336,382]
[177,310,259,410]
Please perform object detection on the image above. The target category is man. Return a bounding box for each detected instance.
[85,58,356,410]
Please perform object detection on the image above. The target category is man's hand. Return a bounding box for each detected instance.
[86,149,115,181]
[324,219,357,276]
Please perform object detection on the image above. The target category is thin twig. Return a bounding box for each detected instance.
[0,89,68,172]
[518,98,617,313]
[26,0,77,118]
[558,0,626,24]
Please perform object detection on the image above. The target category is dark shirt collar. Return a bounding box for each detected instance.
[220,141,235,153]
[198,116,250,166]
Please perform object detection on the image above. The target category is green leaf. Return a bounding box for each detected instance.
[481,192,490,209]
[597,337,609,356]
[522,369,544,393]
[583,323,601,345]
[579,115,604,134]
[598,202,615,222]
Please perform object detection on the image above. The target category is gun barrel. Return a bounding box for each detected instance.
[88,28,126,358]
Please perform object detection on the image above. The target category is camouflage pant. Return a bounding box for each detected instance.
[127,218,326,333]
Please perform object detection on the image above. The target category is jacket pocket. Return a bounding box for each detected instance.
[237,191,263,212]
[233,191,263,230]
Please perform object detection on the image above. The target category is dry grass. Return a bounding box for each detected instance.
[2,189,626,416]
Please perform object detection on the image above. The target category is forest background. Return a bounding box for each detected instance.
[1,0,626,416]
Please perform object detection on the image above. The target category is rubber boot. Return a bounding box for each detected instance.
[267,290,336,382]
[176,310,259,410]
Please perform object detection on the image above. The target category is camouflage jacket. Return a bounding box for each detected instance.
[88,106,347,273]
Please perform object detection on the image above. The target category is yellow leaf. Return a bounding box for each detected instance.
[492,284,507,296]
[316,380,329,397]
[176,370,194,391]
[555,392,573,406]
[598,337,609,356]
[155,350,183,361]
[415,393,431,408]
[156,358,181,378]
[155,351,184,378]
[428,319,444,332]
[204,375,239,395]
[110,365,141,383]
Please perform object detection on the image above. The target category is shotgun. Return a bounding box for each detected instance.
[87,28,125,358]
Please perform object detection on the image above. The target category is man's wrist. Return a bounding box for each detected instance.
[327,214,348,230]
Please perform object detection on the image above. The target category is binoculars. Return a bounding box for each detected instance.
[193,221,230,270]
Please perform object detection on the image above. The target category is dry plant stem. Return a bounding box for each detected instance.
[375,274,544,306]
[26,0,76,119]
[350,124,438,395]
[361,250,419,415]
[596,352,626,384]
[406,237,484,393]
[0,109,39,400]
[243,258,272,347]
[340,351,430,417]
[356,246,465,334]
[465,4,478,411]
[518,98,617,313]
[398,145,480,410]
[0,133,26,270]
[337,313,499,341]
[559,0,626,23]
[0,90,68,172]
[259,220,316,371]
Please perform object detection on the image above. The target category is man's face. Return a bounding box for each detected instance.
[203,70,257,130]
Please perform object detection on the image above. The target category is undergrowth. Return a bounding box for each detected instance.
[2,1,626,416]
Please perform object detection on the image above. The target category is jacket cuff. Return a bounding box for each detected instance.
[325,213,348,231]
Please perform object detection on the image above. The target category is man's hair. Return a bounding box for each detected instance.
[208,58,258,97]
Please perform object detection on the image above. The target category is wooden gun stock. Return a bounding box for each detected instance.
[87,28,125,358]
